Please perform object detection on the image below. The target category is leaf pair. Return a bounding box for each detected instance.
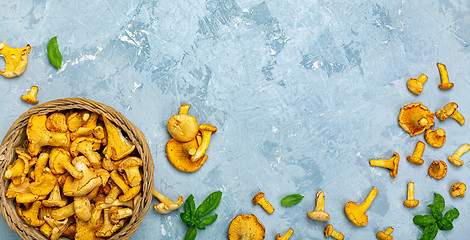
[413,193,459,240]
[180,191,222,240]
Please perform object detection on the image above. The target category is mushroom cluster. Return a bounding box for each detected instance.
[165,104,217,173]
[4,110,143,240]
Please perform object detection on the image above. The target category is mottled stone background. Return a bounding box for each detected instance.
[1,0,469,239]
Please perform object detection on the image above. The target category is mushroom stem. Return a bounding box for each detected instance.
[407,182,415,200]
[417,117,429,127]
[369,152,399,178]
[358,187,378,212]
[276,228,294,240]
[449,111,465,125]
[407,141,425,165]
[448,144,470,166]
[179,104,191,115]
[384,227,394,235]
[191,124,217,162]
[314,191,325,212]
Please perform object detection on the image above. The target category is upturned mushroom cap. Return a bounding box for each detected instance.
[429,161,447,180]
[29,168,57,196]
[166,138,208,172]
[228,214,265,240]
[46,112,68,133]
[102,116,135,160]
[398,103,435,137]
[450,182,466,198]
[425,129,446,148]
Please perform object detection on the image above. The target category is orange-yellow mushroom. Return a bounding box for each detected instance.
[345,187,378,227]
[21,86,39,104]
[437,63,454,90]
[253,192,274,214]
[377,227,394,240]
[448,144,470,167]
[407,141,425,165]
[398,103,435,137]
[429,161,447,180]
[276,228,294,240]
[324,224,344,240]
[450,182,466,198]
[369,152,400,178]
[407,74,428,95]
[307,190,330,222]
[436,102,465,125]
[0,42,31,78]
[403,182,419,208]
[425,129,446,148]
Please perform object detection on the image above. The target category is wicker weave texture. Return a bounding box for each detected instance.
[0,98,154,240]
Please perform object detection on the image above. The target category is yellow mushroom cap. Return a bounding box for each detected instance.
[429,161,447,180]
[399,103,435,137]
[166,138,208,172]
[228,214,265,240]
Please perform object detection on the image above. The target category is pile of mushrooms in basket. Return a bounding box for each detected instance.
[3,110,144,239]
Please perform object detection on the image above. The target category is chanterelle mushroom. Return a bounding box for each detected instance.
[17,200,45,227]
[436,102,465,125]
[398,103,435,137]
[425,129,446,148]
[70,137,102,167]
[428,161,447,180]
[228,214,265,240]
[46,112,68,133]
[152,189,183,214]
[307,190,330,222]
[191,123,217,162]
[369,152,400,178]
[4,148,30,184]
[167,104,199,142]
[345,187,378,227]
[21,86,39,104]
[63,156,102,197]
[166,138,208,172]
[102,116,135,160]
[407,74,428,95]
[49,147,83,179]
[27,115,70,156]
[0,42,31,78]
[118,156,143,187]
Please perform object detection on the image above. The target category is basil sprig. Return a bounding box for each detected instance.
[413,193,459,240]
[47,36,63,69]
[281,194,304,206]
[180,191,222,240]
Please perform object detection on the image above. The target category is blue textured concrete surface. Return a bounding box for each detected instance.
[1,0,470,239]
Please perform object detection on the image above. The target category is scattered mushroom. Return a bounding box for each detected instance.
[166,138,208,172]
[450,182,466,198]
[398,103,435,137]
[0,42,31,78]
[428,160,447,180]
[21,86,39,104]
[152,189,184,214]
[167,104,199,142]
[407,141,425,165]
[253,192,274,214]
[448,144,470,166]
[437,63,454,90]
[407,74,428,95]
[345,187,379,227]
[324,224,344,240]
[369,152,400,178]
[424,128,446,148]
[191,123,217,162]
[276,228,294,240]
[307,190,330,222]
[228,214,265,240]
[376,227,394,240]
[403,182,419,208]
[436,102,465,125]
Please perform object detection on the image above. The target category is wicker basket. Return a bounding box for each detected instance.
[0,98,154,240]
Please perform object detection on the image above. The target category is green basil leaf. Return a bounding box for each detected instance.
[428,204,443,221]
[47,36,63,69]
[432,193,445,212]
[195,191,222,218]
[184,225,197,240]
[413,215,436,227]
[201,214,218,226]
[419,223,438,240]
[438,217,453,231]
[180,212,192,226]
[195,219,206,230]
[184,195,196,216]
[281,194,304,207]
[444,208,459,222]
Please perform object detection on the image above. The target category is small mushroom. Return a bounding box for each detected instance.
[406,141,425,165]
[96,208,125,237]
[67,111,91,133]
[51,203,75,220]
[42,183,68,208]
[167,104,199,142]
[152,189,184,214]
[6,178,31,199]
[44,214,69,240]
[228,214,265,240]
[109,206,133,224]
[21,86,39,104]
[110,170,140,202]
[436,102,465,125]
[45,113,68,133]
[102,116,135,160]
[403,182,419,208]
[253,192,274,214]
[369,152,400,178]
[425,129,446,148]
[407,74,428,95]
[166,138,208,172]
[33,151,50,181]
[448,144,470,166]
[74,196,92,221]
[49,147,83,179]
[118,156,143,187]
[450,182,466,198]
[17,200,45,227]
[437,63,454,90]
[0,42,31,78]
[29,167,57,197]
[105,182,122,204]
[345,187,378,227]
[276,228,294,240]
[398,103,435,137]
[324,224,344,240]
[27,115,70,156]
[191,123,217,162]
[377,227,394,240]
[70,137,102,167]
[307,190,330,222]
[62,156,102,197]
[428,161,447,180]
[71,112,100,140]
[4,148,30,184]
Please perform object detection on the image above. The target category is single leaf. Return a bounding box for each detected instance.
[180,212,192,226]
[195,191,222,218]
[427,204,443,221]
[438,217,453,231]
[184,225,197,240]
[47,36,63,69]
[201,214,218,226]
[281,194,304,207]
[420,223,438,240]
[432,193,445,212]
[184,194,196,216]
[195,219,206,230]
[413,215,436,227]
[444,208,459,222]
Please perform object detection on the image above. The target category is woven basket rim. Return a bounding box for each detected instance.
[0,97,154,240]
